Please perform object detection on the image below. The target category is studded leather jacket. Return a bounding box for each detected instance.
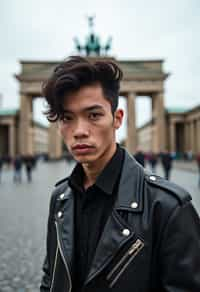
[40,150,200,292]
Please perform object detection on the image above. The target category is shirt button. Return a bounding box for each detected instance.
[149,175,156,181]
[57,211,62,218]
[122,228,130,236]
[131,202,138,209]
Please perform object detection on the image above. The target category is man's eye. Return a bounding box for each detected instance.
[62,116,73,122]
[89,113,102,120]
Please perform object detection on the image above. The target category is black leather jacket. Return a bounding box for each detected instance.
[40,150,200,292]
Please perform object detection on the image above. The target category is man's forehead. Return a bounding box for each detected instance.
[63,104,105,114]
[62,85,111,112]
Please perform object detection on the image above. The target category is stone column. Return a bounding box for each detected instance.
[9,121,16,158]
[152,92,166,152]
[48,123,62,159]
[169,120,176,153]
[190,120,195,153]
[19,94,33,155]
[125,92,137,154]
[184,122,189,152]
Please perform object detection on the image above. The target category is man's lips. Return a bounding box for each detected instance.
[72,144,95,155]
[72,144,94,150]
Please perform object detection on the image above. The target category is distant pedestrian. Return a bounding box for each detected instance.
[4,155,11,168]
[148,152,158,173]
[134,148,145,167]
[13,155,23,182]
[160,150,173,180]
[196,153,200,187]
[0,156,3,182]
[187,150,193,161]
[24,155,33,182]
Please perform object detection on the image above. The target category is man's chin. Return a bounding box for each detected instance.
[74,154,95,164]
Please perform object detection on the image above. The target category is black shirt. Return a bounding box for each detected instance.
[69,145,124,291]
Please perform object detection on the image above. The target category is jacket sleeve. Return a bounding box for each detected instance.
[160,201,200,291]
[40,192,57,292]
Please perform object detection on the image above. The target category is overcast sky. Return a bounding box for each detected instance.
[1,0,200,140]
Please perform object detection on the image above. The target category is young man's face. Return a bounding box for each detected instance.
[59,84,123,165]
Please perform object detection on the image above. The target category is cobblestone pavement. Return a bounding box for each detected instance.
[0,160,199,291]
[0,160,75,292]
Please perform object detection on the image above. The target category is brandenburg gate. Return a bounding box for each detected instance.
[15,58,168,158]
[15,17,168,158]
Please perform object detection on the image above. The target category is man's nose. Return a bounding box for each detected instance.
[73,120,89,138]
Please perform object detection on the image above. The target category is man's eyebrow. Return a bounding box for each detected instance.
[63,105,104,114]
[84,105,104,111]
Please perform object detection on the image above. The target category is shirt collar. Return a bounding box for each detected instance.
[69,144,124,195]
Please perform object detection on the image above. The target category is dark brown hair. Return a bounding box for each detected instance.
[42,56,123,122]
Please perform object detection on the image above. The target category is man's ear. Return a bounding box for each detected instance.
[113,109,124,129]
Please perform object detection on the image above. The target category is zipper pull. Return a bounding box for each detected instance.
[128,239,144,255]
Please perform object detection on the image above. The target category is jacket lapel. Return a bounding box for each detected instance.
[85,151,145,285]
[55,185,74,277]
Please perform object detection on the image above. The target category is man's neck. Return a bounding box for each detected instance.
[82,143,117,189]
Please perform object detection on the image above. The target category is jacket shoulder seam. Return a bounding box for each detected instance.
[144,173,191,205]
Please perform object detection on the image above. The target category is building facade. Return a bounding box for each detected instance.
[137,105,200,155]
[0,109,49,157]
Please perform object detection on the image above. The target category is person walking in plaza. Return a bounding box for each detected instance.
[13,155,23,182]
[0,156,3,183]
[24,155,33,182]
[160,150,173,180]
[40,56,200,292]
[148,151,158,173]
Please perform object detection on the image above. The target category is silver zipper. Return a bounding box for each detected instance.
[50,245,58,292]
[55,221,72,292]
[107,239,144,288]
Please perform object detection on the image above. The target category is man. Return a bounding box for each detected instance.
[160,150,173,180]
[40,56,200,292]
[13,155,23,183]
[148,151,158,173]
[0,156,3,182]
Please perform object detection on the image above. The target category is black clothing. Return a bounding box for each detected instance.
[148,153,158,172]
[0,158,3,169]
[40,148,200,292]
[14,157,22,170]
[68,146,124,291]
[13,157,22,182]
[161,152,173,180]
[134,151,145,167]
[0,158,3,182]
[24,156,33,182]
